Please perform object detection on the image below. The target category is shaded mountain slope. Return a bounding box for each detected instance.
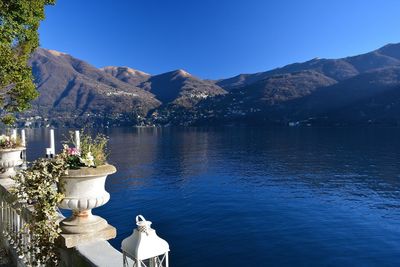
[29,48,160,122]
[136,69,227,107]
[289,67,400,120]
[217,44,400,90]
[101,66,150,86]
[183,66,400,126]
[377,43,400,60]
[233,70,337,105]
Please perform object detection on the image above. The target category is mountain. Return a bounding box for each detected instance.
[376,43,400,60]
[25,48,227,126]
[102,67,226,107]
[136,69,226,108]
[216,43,400,90]
[28,48,161,126]
[21,42,400,127]
[230,70,336,105]
[216,59,357,90]
[101,66,150,86]
[173,70,337,125]
[287,66,400,122]
[172,43,400,126]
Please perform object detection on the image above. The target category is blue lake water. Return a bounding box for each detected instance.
[25,127,400,267]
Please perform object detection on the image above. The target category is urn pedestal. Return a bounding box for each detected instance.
[58,164,116,235]
[0,147,25,179]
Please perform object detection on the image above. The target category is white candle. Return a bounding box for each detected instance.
[11,129,17,140]
[75,130,80,150]
[46,148,52,158]
[50,129,55,155]
[21,129,26,147]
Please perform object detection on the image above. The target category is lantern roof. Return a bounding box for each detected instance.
[121,215,170,260]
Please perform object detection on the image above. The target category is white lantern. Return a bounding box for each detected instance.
[122,215,170,267]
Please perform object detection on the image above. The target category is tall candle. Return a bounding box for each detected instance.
[50,129,55,155]
[21,129,26,147]
[46,148,52,158]
[11,129,17,140]
[75,130,80,150]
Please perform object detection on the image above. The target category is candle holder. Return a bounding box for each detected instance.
[0,147,26,179]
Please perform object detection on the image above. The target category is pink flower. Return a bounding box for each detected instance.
[67,147,80,156]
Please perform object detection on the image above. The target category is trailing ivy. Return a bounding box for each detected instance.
[7,131,110,266]
[11,154,67,266]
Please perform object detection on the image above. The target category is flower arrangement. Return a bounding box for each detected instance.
[8,130,112,265]
[0,134,23,149]
[62,131,108,169]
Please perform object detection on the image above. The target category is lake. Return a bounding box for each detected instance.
[25,127,400,267]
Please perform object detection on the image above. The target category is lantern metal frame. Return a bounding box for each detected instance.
[122,215,170,267]
[123,252,168,267]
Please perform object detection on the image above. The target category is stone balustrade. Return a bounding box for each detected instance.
[0,130,162,267]
[0,178,126,267]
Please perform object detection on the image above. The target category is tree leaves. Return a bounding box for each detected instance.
[0,0,55,125]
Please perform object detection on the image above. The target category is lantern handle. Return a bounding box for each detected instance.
[136,215,147,224]
[136,215,152,235]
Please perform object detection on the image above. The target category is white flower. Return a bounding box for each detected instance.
[0,135,9,142]
[80,152,95,167]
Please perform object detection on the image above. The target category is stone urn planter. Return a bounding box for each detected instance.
[0,147,25,179]
[58,164,116,234]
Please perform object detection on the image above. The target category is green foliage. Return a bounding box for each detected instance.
[0,0,55,125]
[80,132,108,166]
[1,114,16,125]
[8,130,110,265]
[11,154,66,266]
[0,134,23,149]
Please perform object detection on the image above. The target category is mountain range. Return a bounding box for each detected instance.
[23,43,400,127]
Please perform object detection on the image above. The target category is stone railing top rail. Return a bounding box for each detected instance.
[0,178,33,221]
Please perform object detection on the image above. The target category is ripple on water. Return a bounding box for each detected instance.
[26,127,400,267]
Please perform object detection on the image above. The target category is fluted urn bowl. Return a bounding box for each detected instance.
[58,164,116,234]
[0,147,25,179]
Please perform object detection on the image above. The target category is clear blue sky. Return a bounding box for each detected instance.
[39,0,400,79]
